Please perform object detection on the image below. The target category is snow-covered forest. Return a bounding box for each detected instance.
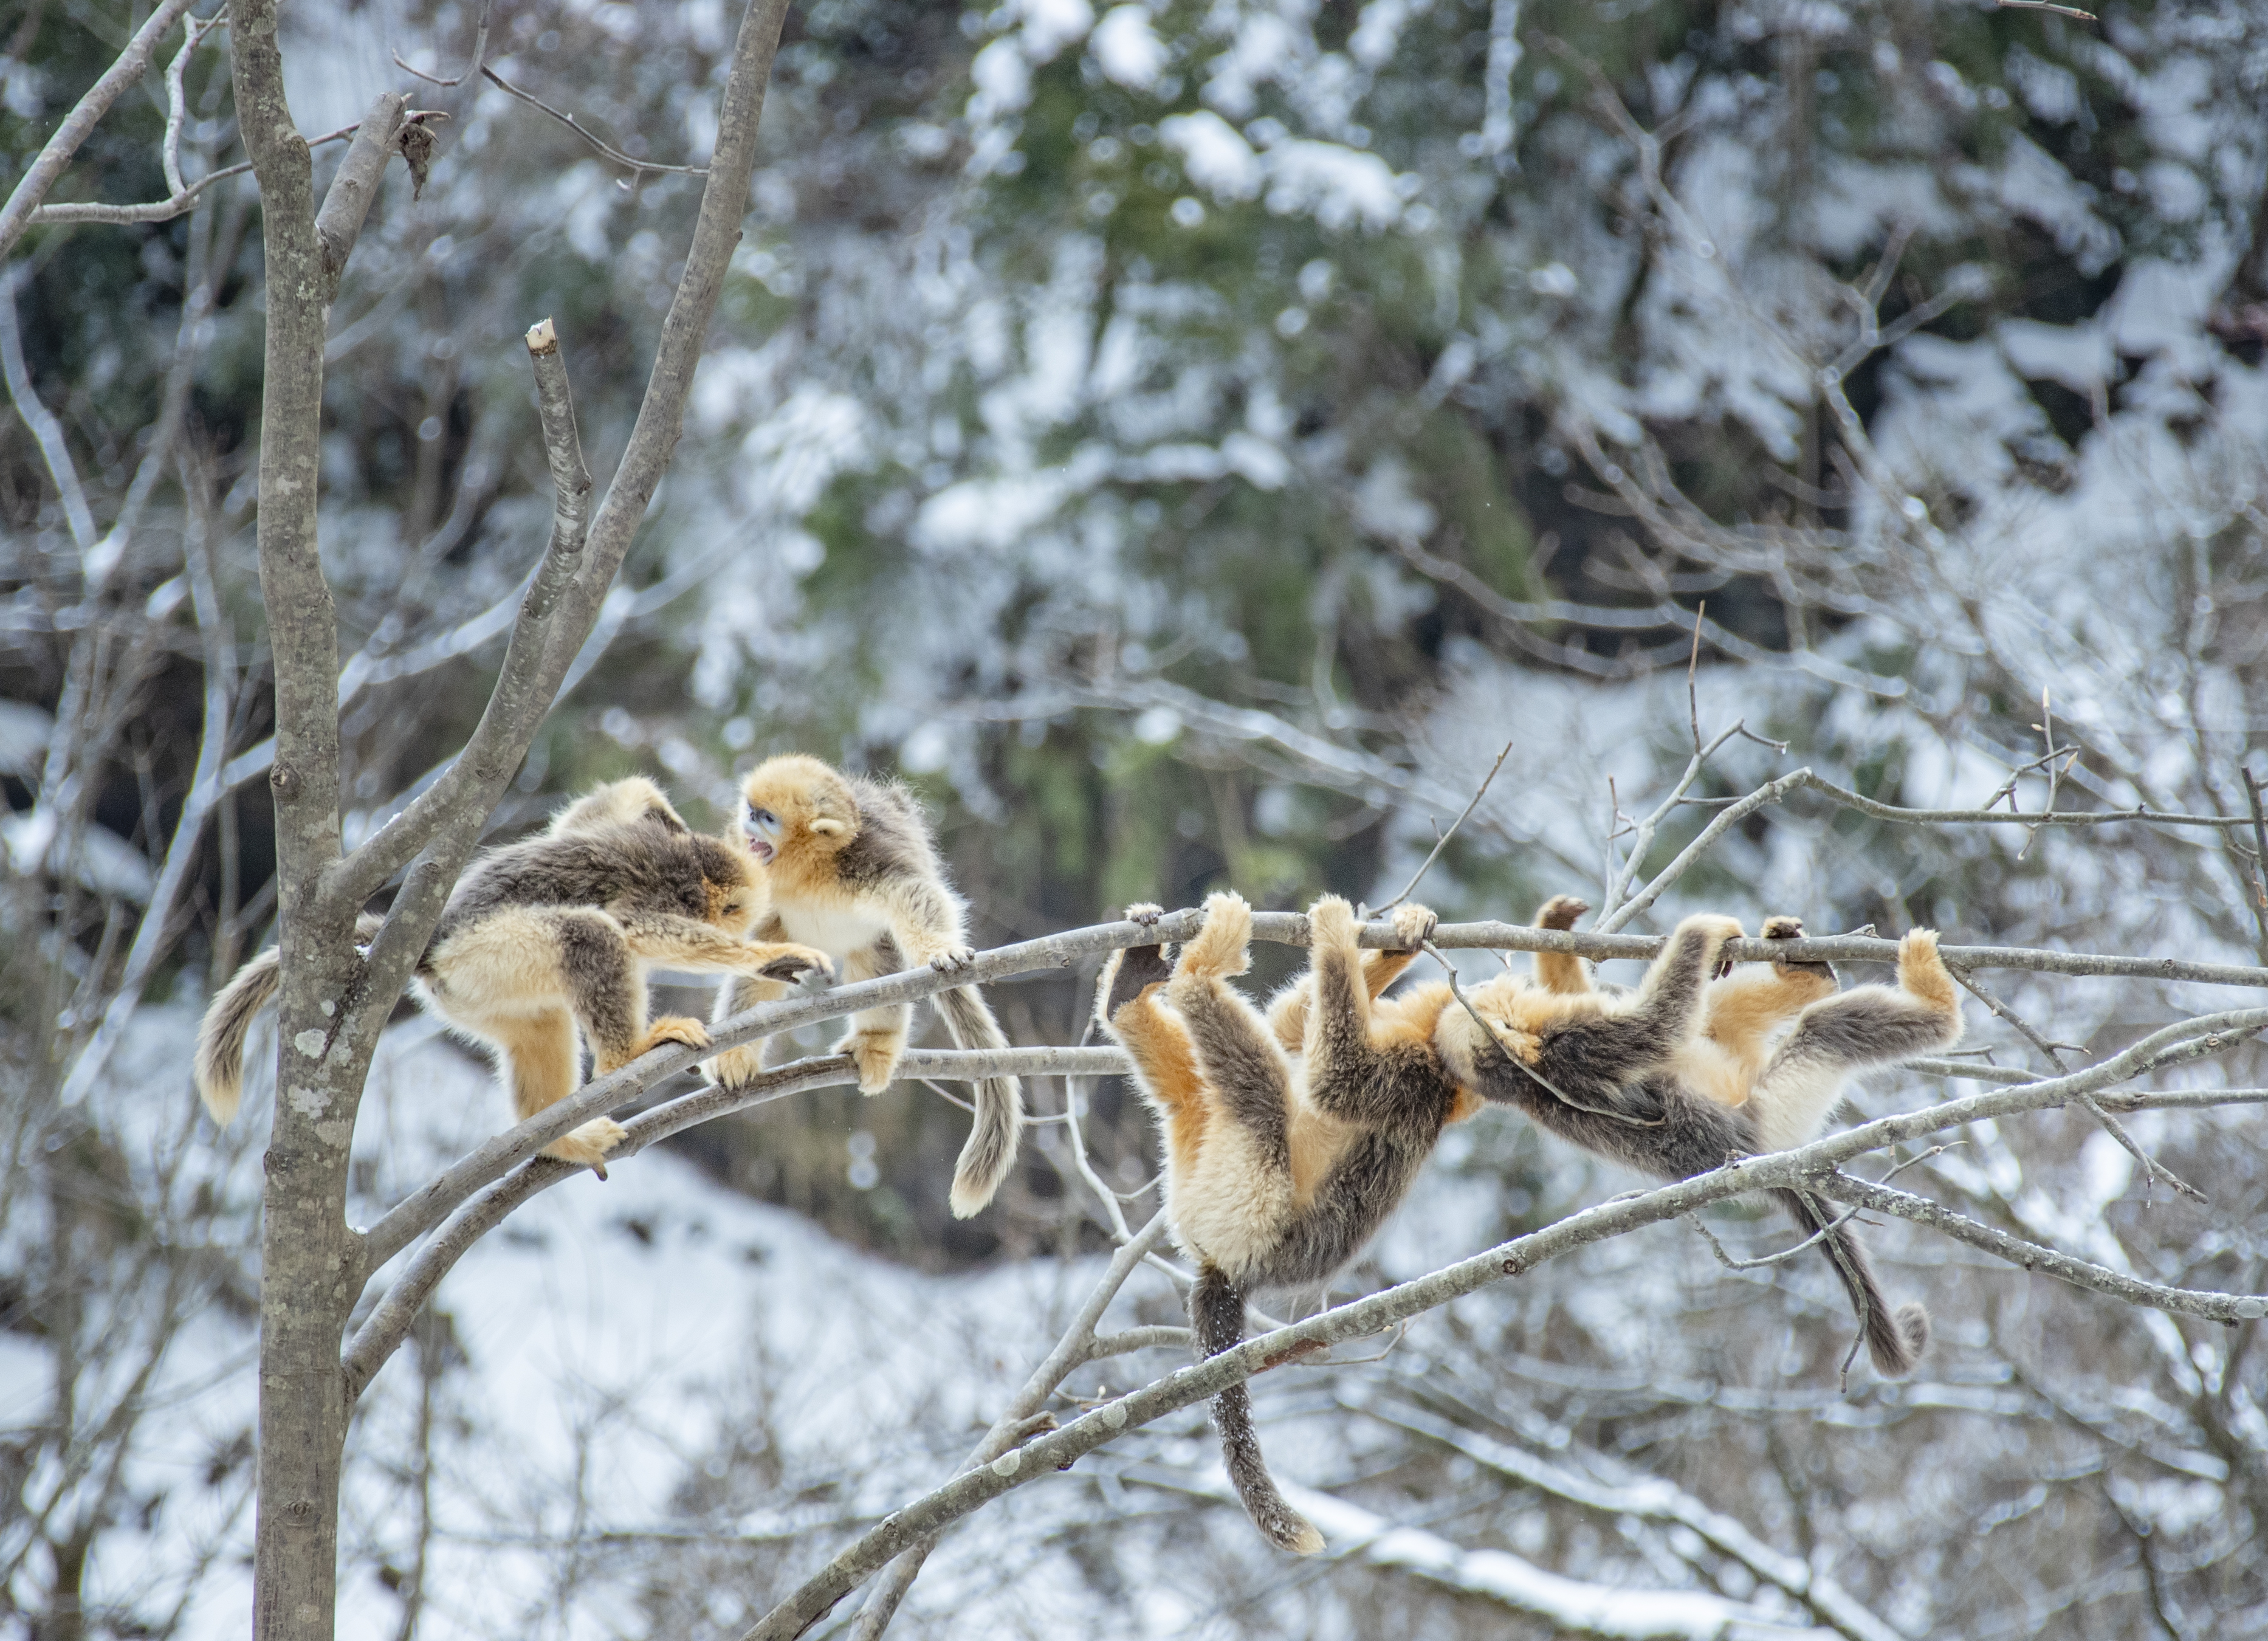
[6,0,2268,1634]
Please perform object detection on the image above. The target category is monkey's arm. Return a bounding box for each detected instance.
[870,875,977,971]
[618,915,833,980]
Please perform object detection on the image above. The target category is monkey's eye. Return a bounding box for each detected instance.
[723,900,744,916]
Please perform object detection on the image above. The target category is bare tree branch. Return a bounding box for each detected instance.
[1815,1174,2225,1317]
[478,64,709,177]
[738,1020,2268,1638]
[0,269,98,554]
[849,1215,1175,1639]
[0,0,202,258]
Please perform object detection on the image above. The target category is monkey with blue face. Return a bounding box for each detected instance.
[705,755,1023,1218]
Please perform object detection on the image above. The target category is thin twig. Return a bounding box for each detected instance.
[1995,0,2098,20]
[393,0,490,87]
[1686,600,1705,755]
[1376,740,1513,913]
[1949,968,2206,1203]
[480,64,709,177]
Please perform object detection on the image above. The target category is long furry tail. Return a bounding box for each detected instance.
[1191,1264,1324,1555]
[194,949,284,1125]
[1776,1187,1930,1377]
[194,913,388,1127]
[934,983,1023,1218]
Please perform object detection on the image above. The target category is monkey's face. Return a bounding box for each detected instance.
[735,755,855,864]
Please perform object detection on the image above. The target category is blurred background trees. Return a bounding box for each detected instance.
[6,0,2268,1635]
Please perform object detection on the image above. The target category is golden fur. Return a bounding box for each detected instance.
[1094,893,1479,1553]
[707,753,1023,1217]
[1431,898,1963,1377]
[193,779,831,1174]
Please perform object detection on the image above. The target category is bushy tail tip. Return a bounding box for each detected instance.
[1869,1301,1931,1379]
[947,1074,1022,1218]
[936,984,1021,1217]
[193,947,284,1126]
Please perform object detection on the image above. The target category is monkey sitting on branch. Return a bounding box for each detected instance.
[1435,894,1964,1378]
[194,778,833,1175]
[1094,892,1481,1554]
[704,754,1023,1218]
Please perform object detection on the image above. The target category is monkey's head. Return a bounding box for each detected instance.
[692,836,765,935]
[549,776,689,838]
[1432,974,1540,1092]
[734,754,859,867]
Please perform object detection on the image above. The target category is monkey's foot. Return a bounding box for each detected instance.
[544,1117,628,1175]
[1307,894,1360,952]
[639,1015,712,1057]
[703,1040,769,1089]
[1387,901,1438,949]
[842,1029,905,1094]
[751,943,834,983]
[1535,894,1590,931]
[928,944,977,975]
[1896,927,1960,1013]
[1099,942,1175,1023]
[1123,902,1164,927]
[1761,915,1806,940]
[1175,891,1252,981]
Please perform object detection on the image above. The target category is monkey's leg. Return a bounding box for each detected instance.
[1531,894,1594,994]
[837,940,912,1095]
[1702,915,1836,1065]
[877,878,977,973]
[1266,901,1435,1051]
[1104,990,1209,1169]
[484,1007,625,1171]
[1300,896,1455,1127]
[706,972,789,1089]
[1746,929,1961,1154]
[1166,893,1297,1178]
[547,908,711,1073]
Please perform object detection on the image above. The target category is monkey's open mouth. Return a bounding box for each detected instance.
[746,837,775,864]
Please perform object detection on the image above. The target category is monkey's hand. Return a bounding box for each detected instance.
[1387,902,1438,949]
[927,944,977,975]
[743,942,834,983]
[1760,914,1835,980]
[1672,912,1745,980]
[1123,902,1164,927]
[1534,894,1590,931]
[1307,894,1361,953]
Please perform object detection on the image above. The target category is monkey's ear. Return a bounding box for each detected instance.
[809,818,848,837]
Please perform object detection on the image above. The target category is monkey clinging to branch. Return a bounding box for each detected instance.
[704,754,1023,1218]
[194,779,833,1174]
[1437,895,1964,1377]
[1096,892,1480,1553]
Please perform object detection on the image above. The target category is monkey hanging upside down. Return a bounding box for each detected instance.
[194,778,833,1173]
